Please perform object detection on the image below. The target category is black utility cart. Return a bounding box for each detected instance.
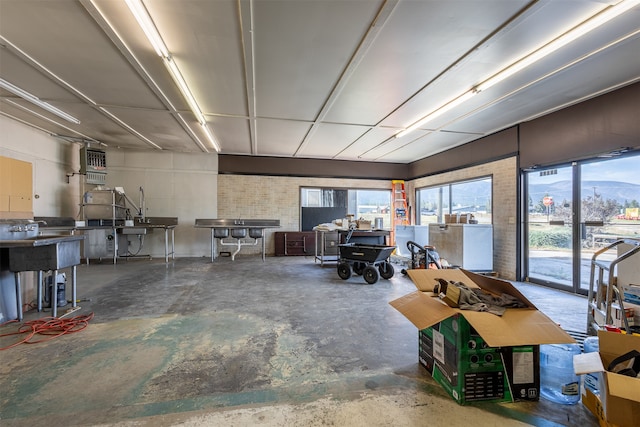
[337,242,396,284]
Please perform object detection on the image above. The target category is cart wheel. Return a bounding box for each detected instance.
[363,266,379,284]
[337,262,351,280]
[353,262,365,275]
[379,262,395,279]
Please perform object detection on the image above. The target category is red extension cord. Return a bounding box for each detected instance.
[0,312,94,350]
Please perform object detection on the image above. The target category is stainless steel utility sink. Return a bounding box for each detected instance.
[194,219,280,228]
[0,235,85,271]
[194,219,280,262]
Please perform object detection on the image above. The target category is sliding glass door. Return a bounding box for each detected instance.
[525,154,640,294]
[526,165,574,289]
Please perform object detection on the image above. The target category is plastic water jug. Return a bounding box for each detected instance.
[45,273,67,308]
[583,336,600,395]
[540,343,581,404]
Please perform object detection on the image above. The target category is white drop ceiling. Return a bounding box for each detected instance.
[1,0,639,163]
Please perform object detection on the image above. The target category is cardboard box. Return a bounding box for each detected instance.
[418,314,540,404]
[444,214,458,224]
[574,331,640,427]
[356,219,371,230]
[390,268,575,405]
[580,388,613,427]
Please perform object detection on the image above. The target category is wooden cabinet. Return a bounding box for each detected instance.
[0,156,32,218]
[274,232,316,256]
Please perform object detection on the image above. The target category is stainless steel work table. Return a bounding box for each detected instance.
[313,229,340,266]
[195,219,280,262]
[0,234,85,320]
[130,224,176,263]
[72,225,176,264]
[35,216,177,264]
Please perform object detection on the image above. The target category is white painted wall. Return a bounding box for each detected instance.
[0,115,81,217]
[0,115,218,258]
[105,149,218,257]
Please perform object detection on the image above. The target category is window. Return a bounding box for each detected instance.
[416,177,492,224]
[301,187,391,229]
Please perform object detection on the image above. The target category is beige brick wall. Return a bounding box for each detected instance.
[218,157,518,280]
[409,157,518,279]
[217,175,392,255]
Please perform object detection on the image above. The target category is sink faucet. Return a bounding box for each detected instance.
[139,186,146,221]
[9,224,37,232]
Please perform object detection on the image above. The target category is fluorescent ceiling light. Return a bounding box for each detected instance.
[477,0,640,92]
[125,0,168,58]
[396,0,640,138]
[0,78,80,124]
[396,91,475,138]
[125,0,220,152]
[164,57,205,125]
[201,123,221,152]
[5,98,81,133]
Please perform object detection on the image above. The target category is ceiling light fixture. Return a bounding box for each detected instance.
[201,123,220,151]
[125,0,220,152]
[124,0,168,57]
[4,98,83,134]
[476,0,640,92]
[0,77,81,124]
[164,57,205,125]
[395,91,475,138]
[396,0,640,139]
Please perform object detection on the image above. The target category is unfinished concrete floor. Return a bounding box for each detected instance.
[1,256,596,426]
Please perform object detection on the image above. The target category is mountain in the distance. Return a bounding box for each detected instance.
[529,180,640,206]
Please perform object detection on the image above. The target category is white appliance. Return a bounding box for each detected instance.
[428,224,493,271]
[394,225,429,258]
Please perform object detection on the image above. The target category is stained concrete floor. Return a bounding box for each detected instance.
[1,256,596,426]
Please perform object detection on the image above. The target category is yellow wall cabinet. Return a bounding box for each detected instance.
[0,155,33,219]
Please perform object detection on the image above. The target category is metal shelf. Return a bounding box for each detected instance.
[587,238,640,334]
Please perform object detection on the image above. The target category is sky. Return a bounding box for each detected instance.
[581,154,640,184]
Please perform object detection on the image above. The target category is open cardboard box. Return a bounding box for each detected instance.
[392,269,575,347]
[574,330,640,426]
[390,269,575,404]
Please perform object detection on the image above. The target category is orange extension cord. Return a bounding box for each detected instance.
[0,312,94,350]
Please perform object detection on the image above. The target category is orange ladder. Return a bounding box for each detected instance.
[391,180,409,248]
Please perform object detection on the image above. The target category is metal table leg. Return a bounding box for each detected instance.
[51,269,58,317]
[37,271,43,312]
[211,228,216,262]
[171,228,175,260]
[71,265,77,309]
[14,272,23,321]
[165,228,169,263]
